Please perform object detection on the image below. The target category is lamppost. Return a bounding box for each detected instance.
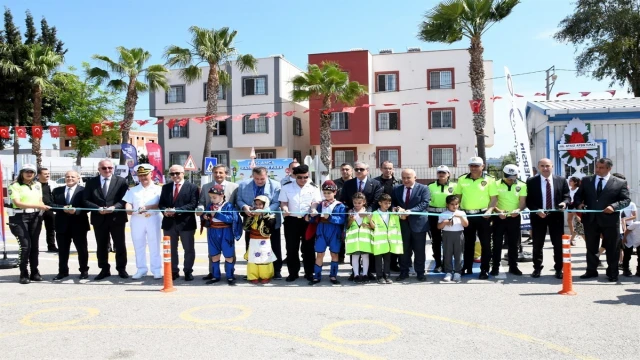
[545,66,557,101]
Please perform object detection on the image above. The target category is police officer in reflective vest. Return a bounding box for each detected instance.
[488,164,527,276]
[8,164,50,284]
[427,165,458,273]
[454,157,495,279]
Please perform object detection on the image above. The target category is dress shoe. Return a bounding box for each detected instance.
[184,273,194,281]
[580,271,598,279]
[273,272,283,280]
[623,269,632,277]
[95,271,111,280]
[227,278,236,286]
[433,266,443,274]
[396,273,408,281]
[202,273,213,280]
[285,275,298,282]
[509,267,523,276]
[348,273,354,281]
[478,271,489,280]
[417,275,427,282]
[19,271,30,284]
[461,268,473,276]
[554,271,563,279]
[531,269,541,278]
[118,271,129,279]
[172,272,180,281]
[206,278,220,285]
[354,275,364,284]
[608,276,618,282]
[132,271,147,280]
[53,273,69,281]
[304,274,313,282]
[330,278,341,285]
[47,247,59,253]
[79,271,89,280]
[30,271,43,281]
[309,279,321,286]
[489,267,500,276]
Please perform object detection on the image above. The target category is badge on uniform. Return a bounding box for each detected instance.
[34,184,41,191]
[515,186,521,192]
[8,189,12,196]
[481,181,487,187]
[448,187,453,194]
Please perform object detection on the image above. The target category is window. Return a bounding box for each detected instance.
[428,68,454,90]
[331,112,349,130]
[203,83,225,101]
[169,122,189,139]
[166,85,185,103]
[429,108,455,129]
[377,147,401,168]
[293,150,302,162]
[376,72,399,92]
[429,145,456,167]
[243,115,268,134]
[332,148,356,168]
[243,76,267,96]
[64,140,72,147]
[213,120,227,136]
[256,149,276,159]
[293,117,302,136]
[111,151,120,159]
[210,151,230,167]
[169,152,189,167]
[376,111,400,131]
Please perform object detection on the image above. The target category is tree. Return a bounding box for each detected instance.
[87,46,169,165]
[500,151,517,170]
[418,0,520,164]
[555,0,640,96]
[164,26,257,173]
[51,65,122,166]
[291,62,368,171]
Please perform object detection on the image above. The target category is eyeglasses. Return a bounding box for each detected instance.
[354,168,366,172]
[296,176,309,179]
[100,167,114,170]
[169,172,183,176]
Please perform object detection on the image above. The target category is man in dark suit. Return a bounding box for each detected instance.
[333,162,353,263]
[158,164,199,281]
[574,158,630,281]
[52,171,90,280]
[392,168,431,281]
[526,158,570,279]
[339,162,383,211]
[83,159,130,280]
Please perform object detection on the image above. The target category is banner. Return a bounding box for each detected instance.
[145,143,165,184]
[505,66,533,181]
[230,158,293,183]
[121,143,138,177]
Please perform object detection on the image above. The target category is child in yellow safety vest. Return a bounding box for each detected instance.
[370,193,403,284]
[345,192,373,284]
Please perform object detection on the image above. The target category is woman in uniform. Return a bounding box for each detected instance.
[8,164,51,284]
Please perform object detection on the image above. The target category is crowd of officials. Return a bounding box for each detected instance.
[7,155,636,285]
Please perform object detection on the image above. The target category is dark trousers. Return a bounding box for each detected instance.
[428,215,443,267]
[622,245,639,271]
[399,222,427,276]
[57,230,89,274]
[283,216,314,277]
[584,222,619,276]
[492,216,521,268]
[8,213,42,272]
[463,216,491,272]
[531,213,564,272]
[95,222,127,272]
[375,253,391,278]
[42,210,56,249]
[165,228,195,274]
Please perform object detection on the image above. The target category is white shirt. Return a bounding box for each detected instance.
[594,173,611,191]
[439,210,466,231]
[102,176,111,188]
[540,175,554,209]
[569,187,578,203]
[123,183,162,217]
[173,180,185,194]
[379,210,390,226]
[356,178,367,192]
[65,185,77,199]
[621,202,637,233]
[278,181,322,215]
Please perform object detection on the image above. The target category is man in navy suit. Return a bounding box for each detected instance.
[392,168,431,281]
[158,164,199,281]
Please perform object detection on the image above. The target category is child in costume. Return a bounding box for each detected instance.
[306,180,346,285]
[345,192,374,284]
[243,195,278,284]
[438,195,468,283]
[370,193,403,284]
[200,185,242,286]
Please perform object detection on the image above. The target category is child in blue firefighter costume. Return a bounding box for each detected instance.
[306,180,346,285]
[201,184,243,285]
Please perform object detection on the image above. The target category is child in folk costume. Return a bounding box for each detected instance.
[200,185,243,286]
[345,192,374,284]
[243,195,278,284]
[438,195,469,283]
[306,180,346,285]
[370,193,403,284]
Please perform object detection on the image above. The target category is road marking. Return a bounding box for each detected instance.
[180,304,252,324]
[20,307,100,327]
[320,320,401,345]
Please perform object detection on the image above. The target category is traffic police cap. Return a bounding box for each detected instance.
[436,165,450,174]
[21,164,37,172]
[134,163,154,176]
[503,164,519,179]
[468,157,484,166]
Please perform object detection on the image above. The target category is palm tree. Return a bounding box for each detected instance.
[23,44,63,168]
[418,0,520,163]
[87,46,169,164]
[164,26,257,173]
[291,62,367,171]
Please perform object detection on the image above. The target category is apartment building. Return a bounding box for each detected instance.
[149,56,311,170]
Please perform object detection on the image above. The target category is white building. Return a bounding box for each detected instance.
[526,98,640,203]
[149,56,311,170]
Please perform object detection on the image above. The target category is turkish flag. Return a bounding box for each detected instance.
[342,107,357,113]
[515,94,524,97]
[249,113,260,120]
[232,115,243,121]
[402,103,418,106]
[66,125,77,137]
[303,109,311,113]
[579,91,591,97]
[469,99,483,114]
[102,121,115,128]
[383,103,396,107]
[490,96,502,102]
[135,120,149,126]
[16,126,26,138]
[32,126,43,139]
[534,92,546,97]
[426,101,438,105]
[606,90,616,97]
[167,119,177,128]
[49,126,60,138]
[556,92,570,97]
[447,98,459,102]
[283,111,296,116]
[265,112,279,118]
[0,127,10,139]
[361,104,375,108]
[215,115,230,121]
[178,118,189,127]
[153,118,164,125]
[192,117,205,124]
[92,123,102,135]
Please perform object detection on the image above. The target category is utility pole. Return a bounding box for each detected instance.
[545,66,557,101]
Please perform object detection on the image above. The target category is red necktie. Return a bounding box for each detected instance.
[545,179,552,210]
[173,183,181,202]
[405,187,411,206]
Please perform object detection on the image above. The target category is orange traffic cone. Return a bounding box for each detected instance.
[160,236,176,293]
[558,234,576,296]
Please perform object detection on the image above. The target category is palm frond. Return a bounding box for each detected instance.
[146,65,170,91]
[236,54,257,73]
[218,69,231,87]
[135,81,149,93]
[106,79,127,92]
[92,54,126,76]
[163,45,193,68]
[86,67,110,85]
[179,65,202,84]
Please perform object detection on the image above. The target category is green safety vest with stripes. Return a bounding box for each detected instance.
[370,211,404,255]
[345,216,373,255]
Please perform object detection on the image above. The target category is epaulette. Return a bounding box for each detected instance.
[309,182,318,188]
[282,180,292,186]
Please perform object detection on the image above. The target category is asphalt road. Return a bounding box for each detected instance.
[0,226,638,360]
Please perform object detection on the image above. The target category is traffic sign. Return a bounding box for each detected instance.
[183,155,197,171]
[204,157,218,175]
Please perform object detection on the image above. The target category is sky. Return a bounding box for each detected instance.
[3,0,630,157]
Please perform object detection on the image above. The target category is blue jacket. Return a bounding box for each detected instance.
[391,182,431,233]
[236,179,282,228]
